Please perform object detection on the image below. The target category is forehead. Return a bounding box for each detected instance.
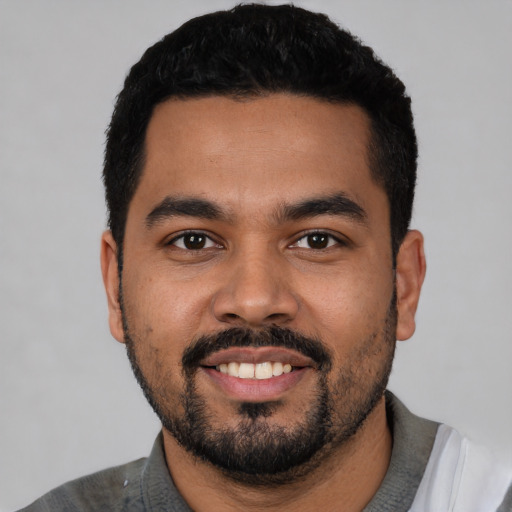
[131,94,386,223]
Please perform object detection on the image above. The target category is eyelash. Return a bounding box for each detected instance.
[166,230,346,251]
[291,231,346,250]
[167,231,221,251]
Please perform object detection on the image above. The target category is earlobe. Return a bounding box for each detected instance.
[395,230,426,341]
[100,231,125,343]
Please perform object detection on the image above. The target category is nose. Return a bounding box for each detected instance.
[211,249,300,327]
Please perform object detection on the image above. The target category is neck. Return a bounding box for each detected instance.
[162,396,392,512]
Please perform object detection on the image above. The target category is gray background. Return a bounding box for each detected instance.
[1,1,511,510]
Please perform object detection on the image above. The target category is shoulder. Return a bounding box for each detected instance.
[17,458,147,512]
[410,424,512,512]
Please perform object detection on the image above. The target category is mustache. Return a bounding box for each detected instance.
[182,326,332,373]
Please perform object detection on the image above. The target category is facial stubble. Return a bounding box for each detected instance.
[122,293,397,486]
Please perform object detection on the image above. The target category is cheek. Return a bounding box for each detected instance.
[297,263,393,346]
[121,264,211,349]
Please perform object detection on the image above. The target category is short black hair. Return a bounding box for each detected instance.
[104,3,417,258]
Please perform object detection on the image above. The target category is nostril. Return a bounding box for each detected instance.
[266,313,290,322]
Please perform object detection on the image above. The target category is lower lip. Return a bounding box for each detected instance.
[201,367,310,402]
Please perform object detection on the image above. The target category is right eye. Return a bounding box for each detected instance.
[168,232,221,251]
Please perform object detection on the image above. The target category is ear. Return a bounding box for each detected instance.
[395,230,426,341]
[100,231,125,343]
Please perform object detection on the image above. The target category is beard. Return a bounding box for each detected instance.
[122,294,397,486]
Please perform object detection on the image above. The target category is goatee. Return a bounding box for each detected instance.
[123,303,396,485]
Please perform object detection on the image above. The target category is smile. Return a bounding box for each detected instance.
[199,346,315,401]
[216,361,294,380]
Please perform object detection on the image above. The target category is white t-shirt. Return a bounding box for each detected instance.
[410,424,512,512]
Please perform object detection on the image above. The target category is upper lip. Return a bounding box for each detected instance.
[201,347,316,368]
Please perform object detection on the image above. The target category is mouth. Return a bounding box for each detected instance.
[199,347,314,401]
[215,361,294,380]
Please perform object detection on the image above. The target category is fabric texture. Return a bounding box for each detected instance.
[19,393,512,511]
[408,424,512,511]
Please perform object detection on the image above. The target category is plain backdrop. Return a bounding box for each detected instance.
[1,1,511,510]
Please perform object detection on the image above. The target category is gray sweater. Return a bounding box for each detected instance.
[18,393,512,511]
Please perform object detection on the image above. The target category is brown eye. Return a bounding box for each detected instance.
[306,233,329,249]
[291,232,341,250]
[183,233,206,249]
[170,232,219,250]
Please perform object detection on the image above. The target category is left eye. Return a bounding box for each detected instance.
[169,232,220,250]
[292,232,340,250]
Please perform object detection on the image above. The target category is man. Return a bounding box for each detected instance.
[20,4,511,511]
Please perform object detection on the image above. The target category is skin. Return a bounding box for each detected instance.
[101,94,426,511]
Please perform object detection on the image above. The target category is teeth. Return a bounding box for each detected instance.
[227,362,239,377]
[215,361,295,379]
[238,362,255,378]
[272,362,283,376]
[255,362,273,379]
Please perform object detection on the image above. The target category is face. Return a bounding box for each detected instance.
[102,94,424,483]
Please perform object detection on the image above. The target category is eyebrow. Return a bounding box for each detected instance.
[145,192,367,229]
[278,193,368,224]
[145,196,228,228]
